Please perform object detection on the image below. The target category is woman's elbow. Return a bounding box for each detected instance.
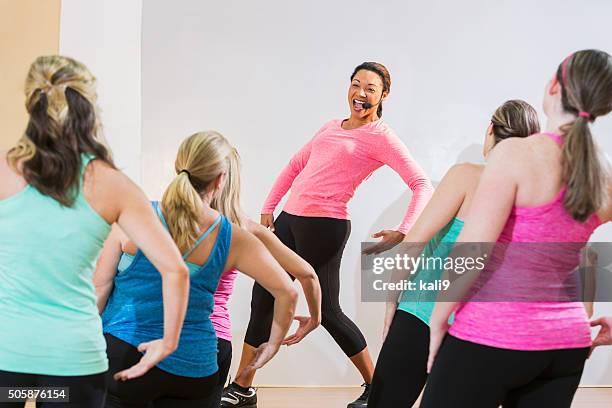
[164,260,190,280]
[283,286,299,309]
[296,264,317,283]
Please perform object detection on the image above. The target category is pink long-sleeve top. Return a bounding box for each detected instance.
[449,132,601,351]
[261,119,433,234]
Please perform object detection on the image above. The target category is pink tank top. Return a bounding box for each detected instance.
[449,132,601,350]
[211,268,238,341]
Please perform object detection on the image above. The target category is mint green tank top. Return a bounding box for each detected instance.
[397,217,464,325]
[0,155,111,376]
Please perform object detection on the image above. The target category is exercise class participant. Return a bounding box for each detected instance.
[95,132,298,407]
[368,100,540,407]
[0,55,190,407]
[423,49,612,408]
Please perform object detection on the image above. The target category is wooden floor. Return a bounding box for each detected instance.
[23,387,612,407]
[255,387,612,408]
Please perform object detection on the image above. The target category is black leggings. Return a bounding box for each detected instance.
[104,334,218,408]
[420,334,589,408]
[0,369,106,408]
[368,310,429,408]
[207,338,232,408]
[245,211,366,357]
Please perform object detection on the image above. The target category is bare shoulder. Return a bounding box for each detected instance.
[82,159,145,224]
[601,173,612,222]
[230,223,254,248]
[0,150,8,169]
[492,136,531,156]
[228,223,264,264]
[485,137,534,176]
[441,162,484,189]
[84,159,135,191]
[448,162,484,178]
[0,150,10,179]
[0,150,25,191]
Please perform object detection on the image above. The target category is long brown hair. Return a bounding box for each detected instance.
[161,131,233,252]
[490,99,540,144]
[556,50,612,222]
[7,55,114,206]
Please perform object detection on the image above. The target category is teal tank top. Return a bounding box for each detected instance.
[397,217,464,325]
[0,155,111,376]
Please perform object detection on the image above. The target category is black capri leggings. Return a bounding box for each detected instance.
[244,211,367,357]
[207,338,232,408]
[368,309,429,408]
[0,369,106,408]
[420,334,589,408]
[104,334,218,408]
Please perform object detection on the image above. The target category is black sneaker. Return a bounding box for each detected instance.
[347,383,370,408]
[220,382,257,408]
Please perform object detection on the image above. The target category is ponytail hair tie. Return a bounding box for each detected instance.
[578,111,591,119]
[179,169,191,177]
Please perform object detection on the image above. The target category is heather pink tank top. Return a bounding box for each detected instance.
[211,268,238,341]
[449,132,601,350]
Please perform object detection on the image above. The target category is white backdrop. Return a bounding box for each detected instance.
[63,0,612,386]
[60,0,143,183]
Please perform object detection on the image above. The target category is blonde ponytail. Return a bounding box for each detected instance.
[210,147,247,228]
[161,131,232,252]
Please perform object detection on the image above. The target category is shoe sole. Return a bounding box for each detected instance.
[221,405,256,408]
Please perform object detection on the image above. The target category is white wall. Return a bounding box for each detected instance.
[60,0,143,183]
[140,0,612,386]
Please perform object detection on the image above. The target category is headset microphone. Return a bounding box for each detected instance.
[362,94,384,110]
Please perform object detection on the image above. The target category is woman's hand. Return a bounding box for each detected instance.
[235,341,281,384]
[427,317,450,373]
[590,317,612,353]
[282,315,321,346]
[260,213,275,231]
[113,339,176,381]
[362,230,405,255]
[382,302,397,342]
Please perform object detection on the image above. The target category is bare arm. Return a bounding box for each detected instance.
[247,219,322,344]
[385,164,475,302]
[428,141,520,372]
[230,227,299,347]
[404,164,476,243]
[580,246,598,318]
[93,225,125,313]
[379,163,476,340]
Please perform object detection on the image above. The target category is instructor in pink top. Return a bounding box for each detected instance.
[222,62,433,408]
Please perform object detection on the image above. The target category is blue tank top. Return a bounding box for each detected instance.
[102,202,232,377]
[397,217,464,325]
